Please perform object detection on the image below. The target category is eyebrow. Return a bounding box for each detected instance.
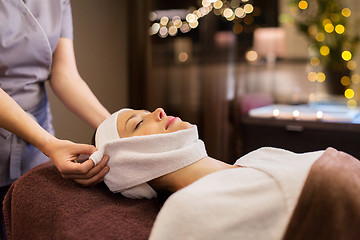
[124,110,151,131]
[124,113,138,131]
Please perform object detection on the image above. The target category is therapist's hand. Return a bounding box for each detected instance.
[47,139,110,186]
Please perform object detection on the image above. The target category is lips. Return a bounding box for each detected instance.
[166,116,178,130]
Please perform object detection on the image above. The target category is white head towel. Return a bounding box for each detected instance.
[91,109,207,199]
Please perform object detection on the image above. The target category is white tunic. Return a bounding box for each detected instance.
[150,147,324,240]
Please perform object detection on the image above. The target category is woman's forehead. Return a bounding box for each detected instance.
[118,109,136,123]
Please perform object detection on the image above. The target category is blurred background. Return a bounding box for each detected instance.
[47,0,360,163]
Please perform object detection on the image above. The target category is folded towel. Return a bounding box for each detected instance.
[95,108,131,146]
[91,116,207,199]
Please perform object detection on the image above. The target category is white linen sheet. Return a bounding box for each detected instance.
[149,147,324,240]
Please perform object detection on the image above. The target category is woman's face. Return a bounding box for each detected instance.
[117,108,193,138]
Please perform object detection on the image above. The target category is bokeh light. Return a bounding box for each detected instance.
[310,57,320,66]
[245,50,259,62]
[344,89,355,99]
[347,99,357,108]
[352,74,360,84]
[342,8,351,17]
[308,72,317,82]
[341,76,351,86]
[335,24,345,34]
[298,0,308,10]
[317,72,326,82]
[347,61,357,70]
[320,46,330,56]
[324,23,334,33]
[178,52,188,62]
[315,32,325,42]
[342,51,352,61]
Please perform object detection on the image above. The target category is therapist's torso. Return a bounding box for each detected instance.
[0,0,73,186]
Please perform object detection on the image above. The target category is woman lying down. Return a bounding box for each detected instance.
[91,108,360,240]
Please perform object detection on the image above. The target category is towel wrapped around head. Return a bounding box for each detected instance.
[90,109,208,199]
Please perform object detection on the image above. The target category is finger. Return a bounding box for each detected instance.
[74,144,97,155]
[62,155,109,179]
[74,167,109,186]
[60,158,95,176]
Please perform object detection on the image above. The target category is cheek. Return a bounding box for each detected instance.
[136,124,164,136]
[171,122,192,132]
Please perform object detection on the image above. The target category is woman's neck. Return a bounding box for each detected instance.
[149,156,239,193]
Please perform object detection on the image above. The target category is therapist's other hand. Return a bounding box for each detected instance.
[48,139,110,186]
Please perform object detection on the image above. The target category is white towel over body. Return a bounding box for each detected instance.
[150,147,324,240]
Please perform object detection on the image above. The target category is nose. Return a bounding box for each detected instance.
[152,108,166,121]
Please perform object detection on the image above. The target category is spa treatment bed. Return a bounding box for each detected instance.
[3,161,161,240]
[3,147,360,239]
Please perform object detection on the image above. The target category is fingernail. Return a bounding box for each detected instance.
[104,166,110,173]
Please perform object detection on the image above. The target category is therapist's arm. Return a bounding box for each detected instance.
[0,88,109,186]
[49,38,110,129]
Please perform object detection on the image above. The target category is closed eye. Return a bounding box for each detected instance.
[135,120,143,129]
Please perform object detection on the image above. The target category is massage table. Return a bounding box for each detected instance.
[3,161,161,240]
[3,148,360,239]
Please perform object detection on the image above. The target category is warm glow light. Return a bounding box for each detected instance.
[335,24,345,34]
[316,111,323,119]
[180,22,190,33]
[317,72,326,82]
[231,0,241,8]
[160,16,169,26]
[307,25,318,36]
[352,74,360,84]
[150,23,160,35]
[298,0,308,10]
[347,61,357,70]
[223,8,234,18]
[324,23,334,33]
[322,19,332,26]
[235,7,246,18]
[174,19,182,28]
[273,109,280,117]
[244,4,254,14]
[342,8,351,17]
[342,51,352,61]
[243,15,254,24]
[345,89,355,99]
[189,20,199,28]
[213,0,223,9]
[186,13,197,23]
[159,27,168,37]
[310,57,320,66]
[347,99,357,108]
[245,50,258,62]
[308,72,317,82]
[315,32,325,42]
[202,0,212,7]
[233,23,243,34]
[178,52,188,62]
[168,26,178,36]
[226,14,235,21]
[244,3,254,14]
[293,110,300,118]
[341,76,351,86]
[320,46,330,56]
[149,12,157,21]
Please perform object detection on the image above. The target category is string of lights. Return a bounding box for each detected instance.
[149,0,257,38]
